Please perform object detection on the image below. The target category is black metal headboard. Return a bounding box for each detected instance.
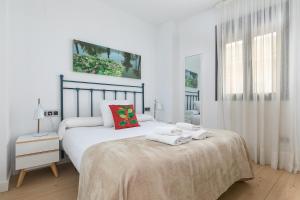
[185,90,199,110]
[60,74,145,121]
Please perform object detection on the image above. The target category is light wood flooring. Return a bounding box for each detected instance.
[0,163,300,200]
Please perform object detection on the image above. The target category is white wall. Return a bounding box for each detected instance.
[185,55,201,75]
[155,21,179,122]
[7,0,157,172]
[177,10,219,128]
[0,0,10,192]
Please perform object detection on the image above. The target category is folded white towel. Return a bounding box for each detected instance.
[154,127,183,136]
[146,133,192,146]
[190,128,213,140]
[176,122,201,131]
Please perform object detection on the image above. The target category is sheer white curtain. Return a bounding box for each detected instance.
[216,0,300,172]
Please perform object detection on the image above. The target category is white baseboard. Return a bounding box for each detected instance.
[0,179,9,192]
[0,167,11,192]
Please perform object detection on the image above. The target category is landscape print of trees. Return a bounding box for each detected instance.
[73,40,141,79]
[185,70,198,88]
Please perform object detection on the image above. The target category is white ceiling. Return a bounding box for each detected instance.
[100,0,219,24]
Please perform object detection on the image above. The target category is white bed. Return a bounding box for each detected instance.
[58,77,253,200]
[185,110,201,125]
[59,117,254,200]
[76,121,254,200]
[62,120,169,171]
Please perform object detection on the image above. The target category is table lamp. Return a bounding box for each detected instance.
[154,98,163,119]
[33,98,47,137]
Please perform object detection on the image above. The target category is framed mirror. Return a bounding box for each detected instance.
[184,54,201,125]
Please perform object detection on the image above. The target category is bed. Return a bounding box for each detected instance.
[62,120,167,171]
[58,75,254,200]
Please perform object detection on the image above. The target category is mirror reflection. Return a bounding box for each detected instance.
[184,54,201,125]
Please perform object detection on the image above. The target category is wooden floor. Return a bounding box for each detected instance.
[0,163,300,200]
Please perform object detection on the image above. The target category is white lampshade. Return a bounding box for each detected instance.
[34,104,45,120]
[154,99,163,119]
[156,102,163,110]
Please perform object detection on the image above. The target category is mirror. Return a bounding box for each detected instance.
[184,54,201,125]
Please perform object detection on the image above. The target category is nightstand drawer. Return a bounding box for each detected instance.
[16,150,59,170]
[16,139,59,156]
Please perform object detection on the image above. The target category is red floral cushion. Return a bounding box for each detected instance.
[109,105,140,129]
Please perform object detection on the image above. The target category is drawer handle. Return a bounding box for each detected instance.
[16,149,59,158]
[16,137,59,144]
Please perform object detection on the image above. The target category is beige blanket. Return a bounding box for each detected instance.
[78,129,253,200]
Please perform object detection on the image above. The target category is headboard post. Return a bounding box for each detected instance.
[60,74,64,121]
[142,83,145,114]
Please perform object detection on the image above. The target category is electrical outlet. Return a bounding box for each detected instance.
[44,110,59,117]
[53,111,59,116]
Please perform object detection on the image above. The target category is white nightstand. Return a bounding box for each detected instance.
[15,132,60,187]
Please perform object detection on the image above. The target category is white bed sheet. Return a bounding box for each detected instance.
[62,121,169,171]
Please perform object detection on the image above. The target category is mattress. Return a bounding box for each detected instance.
[62,121,169,171]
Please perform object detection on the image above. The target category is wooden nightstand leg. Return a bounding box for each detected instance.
[16,170,27,188]
[50,163,58,177]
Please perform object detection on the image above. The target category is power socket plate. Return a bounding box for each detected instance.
[44,110,59,117]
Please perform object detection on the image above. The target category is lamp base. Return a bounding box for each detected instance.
[32,132,49,137]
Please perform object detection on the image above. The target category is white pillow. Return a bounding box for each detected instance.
[186,110,199,115]
[194,101,201,112]
[58,117,103,138]
[100,100,130,127]
[136,114,154,122]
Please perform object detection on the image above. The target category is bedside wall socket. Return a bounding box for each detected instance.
[44,110,59,117]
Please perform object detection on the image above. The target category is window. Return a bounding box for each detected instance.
[224,40,244,95]
[222,32,277,96]
[216,29,288,100]
[215,1,289,101]
[223,33,277,97]
[252,32,277,94]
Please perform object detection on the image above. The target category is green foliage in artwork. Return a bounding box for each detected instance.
[185,70,198,88]
[186,78,197,88]
[73,54,125,77]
